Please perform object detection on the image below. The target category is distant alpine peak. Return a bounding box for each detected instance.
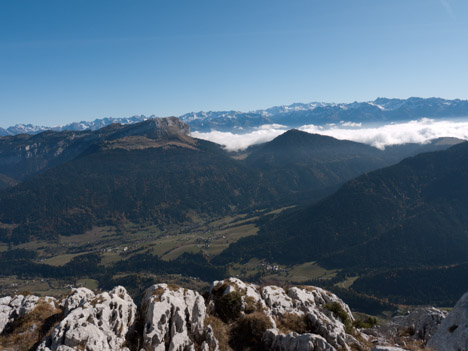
[2,97,468,136]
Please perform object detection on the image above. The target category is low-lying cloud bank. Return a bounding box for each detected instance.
[192,118,468,151]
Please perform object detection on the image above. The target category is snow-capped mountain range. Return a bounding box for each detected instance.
[2,97,468,136]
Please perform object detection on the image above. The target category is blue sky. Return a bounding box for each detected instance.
[1,0,467,127]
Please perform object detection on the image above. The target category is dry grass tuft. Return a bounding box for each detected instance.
[205,315,233,351]
[276,312,309,334]
[0,301,62,351]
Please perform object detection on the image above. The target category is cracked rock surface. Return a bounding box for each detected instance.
[140,283,207,351]
[37,286,136,351]
[0,294,56,334]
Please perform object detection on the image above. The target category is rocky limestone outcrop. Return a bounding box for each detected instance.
[392,307,447,342]
[0,294,56,334]
[263,329,335,351]
[428,291,468,351]
[211,278,359,351]
[61,287,96,315]
[140,283,209,351]
[364,306,447,348]
[37,286,136,351]
[0,278,463,351]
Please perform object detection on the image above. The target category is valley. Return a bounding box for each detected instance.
[0,116,467,319]
[3,2,468,348]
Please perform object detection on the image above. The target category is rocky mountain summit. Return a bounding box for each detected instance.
[0,117,191,182]
[0,278,464,351]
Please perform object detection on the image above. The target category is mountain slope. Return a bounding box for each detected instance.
[0,119,463,246]
[244,130,389,201]
[0,117,189,181]
[244,131,464,202]
[0,174,18,190]
[216,141,468,269]
[0,119,278,243]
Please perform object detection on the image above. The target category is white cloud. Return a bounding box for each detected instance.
[192,125,287,151]
[192,118,468,151]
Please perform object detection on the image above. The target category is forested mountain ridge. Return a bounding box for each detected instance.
[217,141,468,270]
[0,117,190,182]
[0,128,278,243]
[243,129,464,202]
[0,118,464,245]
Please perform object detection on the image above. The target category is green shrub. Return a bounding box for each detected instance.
[325,302,353,334]
[352,316,377,329]
[230,312,273,351]
[216,291,243,322]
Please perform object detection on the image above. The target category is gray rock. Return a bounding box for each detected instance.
[263,328,336,351]
[37,286,136,351]
[200,325,219,351]
[141,283,208,351]
[2,279,449,351]
[0,294,56,334]
[392,307,447,341]
[211,278,358,351]
[363,306,447,348]
[428,291,468,351]
[61,287,96,314]
[372,346,409,351]
[368,306,447,344]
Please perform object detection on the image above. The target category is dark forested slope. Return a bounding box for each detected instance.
[217,142,468,269]
[0,139,277,243]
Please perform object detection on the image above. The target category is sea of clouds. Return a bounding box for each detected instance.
[192,118,468,151]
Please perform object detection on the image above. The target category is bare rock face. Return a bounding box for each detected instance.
[200,324,219,351]
[108,117,192,143]
[37,286,136,351]
[211,278,359,351]
[0,294,56,334]
[392,307,447,342]
[428,292,468,351]
[61,287,97,314]
[140,283,209,351]
[365,306,447,347]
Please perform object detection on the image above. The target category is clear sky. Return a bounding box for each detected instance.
[1,0,468,128]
